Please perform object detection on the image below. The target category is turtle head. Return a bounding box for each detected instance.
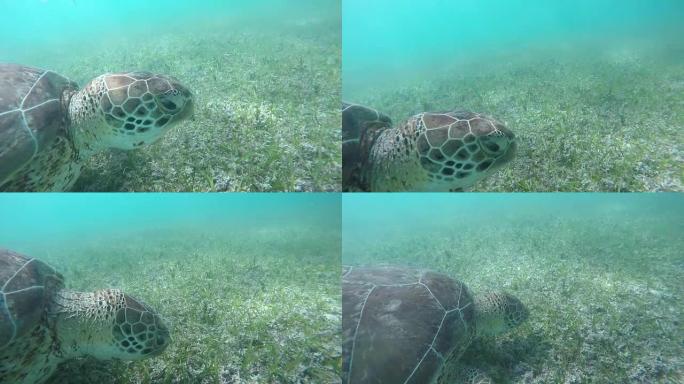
[53,289,170,360]
[108,292,171,360]
[68,71,193,154]
[474,291,528,336]
[409,111,516,191]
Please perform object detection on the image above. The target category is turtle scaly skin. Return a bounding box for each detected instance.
[69,71,193,155]
[0,249,169,384]
[342,103,392,189]
[0,64,193,191]
[342,103,517,192]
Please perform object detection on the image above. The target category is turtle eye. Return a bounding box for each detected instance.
[479,133,508,155]
[161,99,177,111]
[157,90,183,113]
[483,141,501,153]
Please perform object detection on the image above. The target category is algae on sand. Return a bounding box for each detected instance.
[32,227,342,384]
[77,22,340,192]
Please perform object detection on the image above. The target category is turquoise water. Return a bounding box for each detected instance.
[342,193,684,382]
[0,193,340,254]
[0,0,340,81]
[343,0,684,96]
[343,193,683,249]
[0,0,337,60]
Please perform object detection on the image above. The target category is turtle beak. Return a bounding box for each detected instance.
[156,90,187,113]
[489,129,516,171]
[148,326,171,356]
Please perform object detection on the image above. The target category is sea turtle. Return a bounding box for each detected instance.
[0,63,193,191]
[0,248,170,384]
[342,103,516,192]
[342,266,528,384]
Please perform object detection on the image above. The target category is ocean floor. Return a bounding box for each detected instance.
[344,39,683,192]
[14,17,340,191]
[33,227,340,384]
[343,200,683,382]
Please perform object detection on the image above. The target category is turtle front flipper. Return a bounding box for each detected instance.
[341,102,392,191]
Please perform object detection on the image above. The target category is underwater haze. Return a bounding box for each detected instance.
[0,193,342,383]
[343,193,684,382]
[1,0,335,49]
[343,0,684,192]
[1,0,341,191]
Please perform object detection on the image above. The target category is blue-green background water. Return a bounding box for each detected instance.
[343,193,683,248]
[343,0,684,95]
[0,0,337,60]
[342,193,683,382]
[0,193,340,254]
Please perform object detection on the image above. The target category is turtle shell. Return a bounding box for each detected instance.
[0,63,78,186]
[342,102,392,191]
[410,111,516,184]
[342,266,476,384]
[0,248,64,349]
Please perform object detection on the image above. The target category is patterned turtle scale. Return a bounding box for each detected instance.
[97,71,182,137]
[342,266,476,384]
[409,111,514,182]
[0,249,64,351]
[0,64,77,187]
